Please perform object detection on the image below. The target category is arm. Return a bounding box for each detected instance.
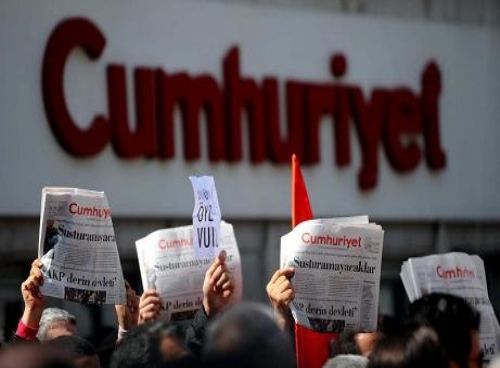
[115,280,139,342]
[202,250,234,317]
[16,259,45,341]
[266,267,295,333]
[186,251,234,357]
[137,289,163,325]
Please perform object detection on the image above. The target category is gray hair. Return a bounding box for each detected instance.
[36,308,76,341]
[323,354,368,368]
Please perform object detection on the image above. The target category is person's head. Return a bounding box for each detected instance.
[43,335,100,368]
[335,331,362,356]
[355,333,381,357]
[407,293,481,368]
[323,354,368,368]
[203,302,295,368]
[334,331,381,357]
[37,308,77,341]
[0,343,73,368]
[110,320,192,368]
[367,325,447,368]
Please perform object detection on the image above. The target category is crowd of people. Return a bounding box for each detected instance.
[0,255,497,368]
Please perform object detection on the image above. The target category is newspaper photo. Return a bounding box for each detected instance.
[38,187,126,305]
[281,216,384,333]
[135,221,243,321]
[401,252,500,360]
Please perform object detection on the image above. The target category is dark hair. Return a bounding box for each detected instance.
[407,292,480,368]
[43,335,97,359]
[110,321,192,368]
[203,303,295,368]
[377,314,403,336]
[368,325,447,368]
[335,331,362,355]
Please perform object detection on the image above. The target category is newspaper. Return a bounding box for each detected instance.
[135,221,243,321]
[280,216,384,333]
[38,187,126,305]
[401,252,500,360]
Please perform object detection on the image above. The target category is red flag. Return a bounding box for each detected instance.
[291,154,337,368]
[291,154,313,228]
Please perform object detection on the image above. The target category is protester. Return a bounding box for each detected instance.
[407,292,482,368]
[265,267,295,333]
[202,302,295,368]
[16,259,49,341]
[333,330,381,357]
[43,335,101,368]
[8,228,492,368]
[0,343,74,368]
[331,315,401,358]
[114,281,140,342]
[37,308,77,342]
[137,251,234,325]
[110,321,196,368]
[367,325,447,368]
[119,250,235,364]
[14,259,138,346]
[323,354,368,368]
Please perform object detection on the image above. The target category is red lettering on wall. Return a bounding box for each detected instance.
[41,17,447,190]
[156,71,225,161]
[42,18,109,156]
[224,47,266,163]
[421,62,447,170]
[107,66,157,158]
[384,88,422,172]
[349,88,388,190]
[263,78,289,163]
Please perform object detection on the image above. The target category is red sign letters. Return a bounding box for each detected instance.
[42,17,446,190]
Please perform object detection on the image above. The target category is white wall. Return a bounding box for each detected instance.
[0,0,499,221]
[206,0,500,27]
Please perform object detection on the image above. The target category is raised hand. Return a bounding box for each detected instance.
[202,250,234,317]
[21,259,45,328]
[115,280,140,330]
[266,267,295,330]
[138,289,163,324]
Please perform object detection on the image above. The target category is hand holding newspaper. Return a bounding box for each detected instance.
[135,221,242,322]
[38,187,126,305]
[401,252,500,360]
[280,216,384,333]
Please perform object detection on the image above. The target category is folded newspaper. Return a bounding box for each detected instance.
[38,187,126,305]
[400,252,500,360]
[281,216,384,333]
[135,221,243,321]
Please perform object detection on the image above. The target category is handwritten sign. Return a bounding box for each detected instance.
[189,176,221,259]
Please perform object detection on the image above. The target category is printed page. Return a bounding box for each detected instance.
[135,221,242,321]
[38,187,126,305]
[401,252,500,360]
[281,217,384,333]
